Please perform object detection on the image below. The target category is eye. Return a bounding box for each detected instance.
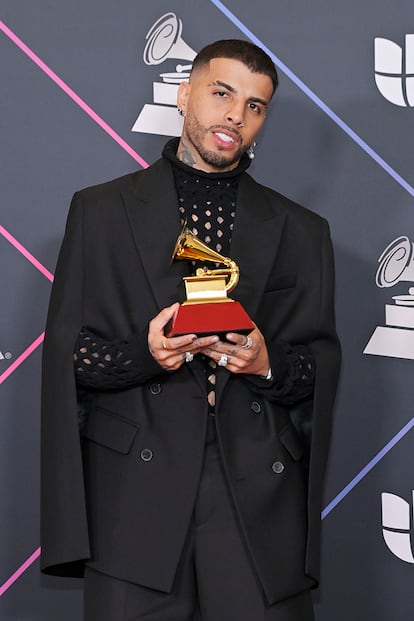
[248,102,261,113]
[214,90,228,98]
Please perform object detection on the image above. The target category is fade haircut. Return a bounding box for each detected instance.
[190,39,278,95]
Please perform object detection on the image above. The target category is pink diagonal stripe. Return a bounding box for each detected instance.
[0,19,149,170]
[0,547,41,597]
[0,225,54,282]
[0,332,44,385]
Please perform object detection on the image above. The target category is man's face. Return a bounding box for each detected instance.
[177,57,273,173]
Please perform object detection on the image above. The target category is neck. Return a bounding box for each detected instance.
[176,138,198,169]
[162,137,251,179]
[176,137,241,174]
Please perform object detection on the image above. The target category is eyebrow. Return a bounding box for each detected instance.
[210,80,269,108]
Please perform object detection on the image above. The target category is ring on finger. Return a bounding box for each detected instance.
[218,353,228,367]
[163,340,168,350]
[185,351,194,363]
[241,336,253,349]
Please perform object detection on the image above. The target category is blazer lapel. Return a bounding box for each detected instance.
[216,173,287,404]
[229,174,286,319]
[122,158,206,390]
[122,159,189,311]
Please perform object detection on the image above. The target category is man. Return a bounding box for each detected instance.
[41,40,341,620]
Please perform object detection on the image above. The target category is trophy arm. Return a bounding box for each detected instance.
[224,260,239,293]
[195,260,239,293]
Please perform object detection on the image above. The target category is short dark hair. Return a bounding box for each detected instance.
[191,39,278,95]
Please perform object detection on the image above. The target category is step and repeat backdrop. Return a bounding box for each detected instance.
[1,1,414,619]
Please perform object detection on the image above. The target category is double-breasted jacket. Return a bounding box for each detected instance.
[41,158,341,605]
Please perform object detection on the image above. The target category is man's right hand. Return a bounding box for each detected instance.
[148,302,219,371]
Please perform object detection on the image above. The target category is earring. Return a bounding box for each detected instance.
[177,107,185,117]
[246,141,256,160]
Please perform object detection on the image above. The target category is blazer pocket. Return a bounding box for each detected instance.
[278,424,304,461]
[264,271,297,292]
[82,406,139,454]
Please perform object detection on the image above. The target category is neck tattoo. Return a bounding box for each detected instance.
[177,140,196,167]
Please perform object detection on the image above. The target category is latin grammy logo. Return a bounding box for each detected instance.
[131,12,197,137]
[364,236,414,359]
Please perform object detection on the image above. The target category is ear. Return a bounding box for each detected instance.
[177,80,191,112]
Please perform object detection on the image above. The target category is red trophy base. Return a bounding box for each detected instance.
[166,301,254,338]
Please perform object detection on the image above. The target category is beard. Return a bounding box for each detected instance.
[183,113,246,170]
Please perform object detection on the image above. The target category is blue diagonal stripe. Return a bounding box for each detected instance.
[321,417,414,519]
[209,0,414,197]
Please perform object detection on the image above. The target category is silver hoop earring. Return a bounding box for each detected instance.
[246,141,256,160]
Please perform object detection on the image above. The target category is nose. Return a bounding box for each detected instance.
[226,102,245,128]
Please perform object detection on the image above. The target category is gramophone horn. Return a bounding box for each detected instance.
[172,224,229,265]
[143,13,196,66]
[376,236,414,287]
[172,222,239,293]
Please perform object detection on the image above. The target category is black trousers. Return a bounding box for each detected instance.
[84,442,314,621]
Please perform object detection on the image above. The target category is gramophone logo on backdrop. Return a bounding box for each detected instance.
[364,236,414,360]
[381,492,414,563]
[374,34,414,106]
[131,12,197,137]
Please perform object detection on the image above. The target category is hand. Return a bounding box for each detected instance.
[148,303,219,371]
[201,326,270,376]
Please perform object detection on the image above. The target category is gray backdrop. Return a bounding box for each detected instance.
[1,1,414,619]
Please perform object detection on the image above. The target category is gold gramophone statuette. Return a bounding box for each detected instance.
[173,223,239,304]
[167,222,254,337]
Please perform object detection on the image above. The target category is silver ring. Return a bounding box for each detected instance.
[185,351,194,363]
[218,353,228,367]
[241,336,253,349]
[163,340,168,350]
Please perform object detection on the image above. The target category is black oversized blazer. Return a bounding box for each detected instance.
[41,157,340,605]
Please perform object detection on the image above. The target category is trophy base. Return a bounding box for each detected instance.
[166,301,255,338]
[364,326,414,360]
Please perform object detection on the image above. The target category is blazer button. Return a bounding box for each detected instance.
[272,461,284,474]
[251,401,262,414]
[140,448,153,462]
[149,383,162,395]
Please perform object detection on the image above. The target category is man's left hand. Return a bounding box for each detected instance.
[201,326,270,377]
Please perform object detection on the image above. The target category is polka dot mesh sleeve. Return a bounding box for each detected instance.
[73,328,162,390]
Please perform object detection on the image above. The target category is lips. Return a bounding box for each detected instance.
[215,131,234,143]
[212,129,239,149]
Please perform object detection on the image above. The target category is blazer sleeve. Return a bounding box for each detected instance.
[41,193,91,576]
[304,218,341,581]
